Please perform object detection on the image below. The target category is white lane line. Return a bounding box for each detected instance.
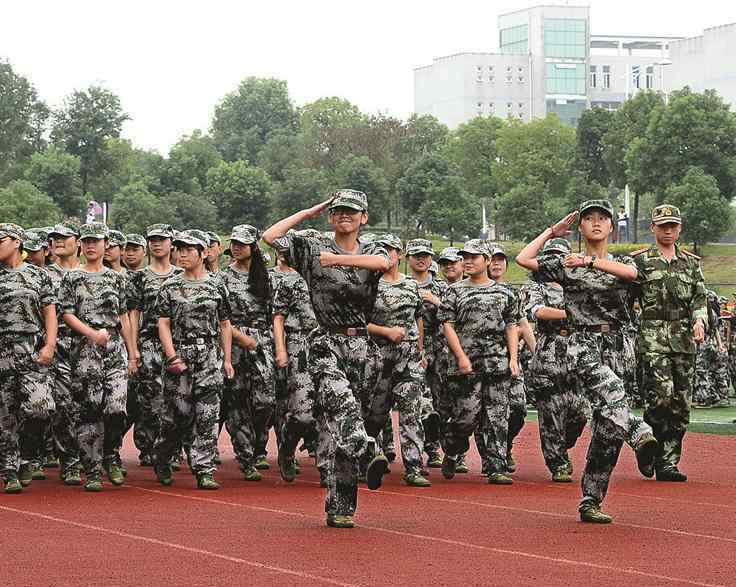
[0,503,357,587]
[127,486,725,587]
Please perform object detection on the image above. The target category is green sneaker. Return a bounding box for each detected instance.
[635,433,658,479]
[18,465,33,487]
[196,473,220,490]
[579,503,613,524]
[426,454,443,468]
[278,451,297,483]
[31,464,47,481]
[84,475,103,492]
[4,476,23,494]
[242,466,262,482]
[254,457,270,470]
[455,457,469,474]
[63,469,82,486]
[326,514,354,528]
[563,454,574,475]
[488,472,514,485]
[155,464,174,486]
[506,453,517,473]
[44,456,60,469]
[107,464,125,486]
[552,468,573,483]
[405,472,432,487]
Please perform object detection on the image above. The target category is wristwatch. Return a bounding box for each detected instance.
[587,255,597,269]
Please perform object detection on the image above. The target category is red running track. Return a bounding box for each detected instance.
[1,422,735,587]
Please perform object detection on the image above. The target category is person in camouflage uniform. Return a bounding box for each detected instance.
[123,234,147,272]
[126,224,182,466]
[522,238,588,482]
[220,224,276,480]
[631,205,708,482]
[365,234,429,487]
[45,223,84,484]
[0,224,57,494]
[694,293,731,407]
[153,229,234,490]
[264,189,392,529]
[439,239,519,485]
[714,297,733,404]
[517,200,658,524]
[59,223,137,492]
[23,229,48,269]
[272,245,322,484]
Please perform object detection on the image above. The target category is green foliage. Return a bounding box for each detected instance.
[419,176,480,238]
[397,114,449,166]
[443,116,501,200]
[163,130,222,195]
[664,167,733,244]
[24,146,84,218]
[165,191,219,232]
[206,160,272,229]
[271,166,329,226]
[575,108,614,186]
[396,154,455,217]
[108,182,176,234]
[212,77,298,163]
[0,180,62,227]
[257,130,305,183]
[299,97,365,169]
[332,155,389,224]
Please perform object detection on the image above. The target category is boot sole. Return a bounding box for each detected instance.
[278,452,296,483]
[366,456,389,490]
[636,439,658,478]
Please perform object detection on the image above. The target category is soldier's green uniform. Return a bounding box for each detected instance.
[633,205,707,479]
[154,230,231,477]
[59,224,130,482]
[694,293,731,406]
[272,190,389,518]
[221,225,275,474]
[0,224,57,488]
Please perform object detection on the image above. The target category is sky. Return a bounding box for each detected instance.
[4,0,735,155]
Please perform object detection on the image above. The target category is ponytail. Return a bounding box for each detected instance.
[248,243,272,305]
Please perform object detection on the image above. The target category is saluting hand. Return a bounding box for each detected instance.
[305,197,335,220]
[551,211,579,238]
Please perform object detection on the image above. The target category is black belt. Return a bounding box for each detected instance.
[576,323,618,333]
[641,309,690,321]
[324,327,368,337]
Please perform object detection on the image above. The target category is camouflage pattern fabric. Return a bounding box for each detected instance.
[59,268,129,330]
[693,296,730,405]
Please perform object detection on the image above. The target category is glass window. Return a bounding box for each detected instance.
[602,65,611,89]
[544,19,587,59]
[500,24,529,54]
[546,63,586,95]
[646,66,654,90]
[518,76,525,83]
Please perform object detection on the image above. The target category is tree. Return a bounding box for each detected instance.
[664,167,732,246]
[271,166,330,226]
[165,191,219,232]
[398,114,449,166]
[206,160,272,229]
[419,176,480,239]
[396,154,456,218]
[257,130,306,183]
[163,130,222,195]
[332,155,389,224]
[575,107,614,186]
[211,77,297,163]
[0,180,62,227]
[0,60,49,184]
[51,86,130,197]
[24,146,84,218]
[299,97,366,169]
[108,182,177,235]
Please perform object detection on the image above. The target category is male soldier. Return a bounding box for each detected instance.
[124,234,147,271]
[713,296,732,406]
[632,204,707,482]
[23,230,48,268]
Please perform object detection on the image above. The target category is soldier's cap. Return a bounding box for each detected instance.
[48,223,80,238]
[107,230,126,247]
[459,239,490,258]
[229,224,258,245]
[28,227,50,244]
[542,237,572,256]
[429,261,439,274]
[438,247,462,263]
[359,232,377,244]
[79,223,110,240]
[488,244,507,258]
[173,229,209,249]
[328,189,368,212]
[405,238,434,256]
[206,231,221,245]
[579,199,614,218]
[0,223,26,242]
[651,204,682,225]
[22,231,45,251]
[125,234,147,248]
[146,223,175,239]
[376,233,403,251]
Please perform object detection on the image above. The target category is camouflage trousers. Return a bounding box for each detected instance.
[309,331,381,517]
[129,336,166,461]
[640,351,694,472]
[424,344,450,458]
[0,336,55,480]
[225,327,275,470]
[276,333,318,460]
[536,388,588,475]
[364,341,425,475]
[445,373,511,475]
[155,341,222,476]
[622,332,643,407]
[51,336,81,475]
[694,341,731,405]
[72,335,128,477]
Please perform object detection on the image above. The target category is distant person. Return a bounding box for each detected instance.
[617,206,629,243]
[86,202,98,224]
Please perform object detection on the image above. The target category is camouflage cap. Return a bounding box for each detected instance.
[359,232,377,244]
[405,238,434,256]
[459,239,490,257]
[125,234,147,248]
[173,229,209,249]
[328,189,368,212]
[488,244,507,258]
[579,199,614,218]
[651,203,682,225]
[206,231,221,245]
[429,261,439,274]
[376,233,403,250]
[108,230,126,247]
[438,247,462,263]
[542,237,572,256]
[0,223,26,241]
[146,223,175,239]
[79,222,109,240]
[27,227,50,243]
[48,223,80,238]
[23,231,45,251]
[230,224,258,245]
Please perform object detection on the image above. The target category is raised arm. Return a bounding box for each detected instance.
[320,252,390,273]
[516,211,578,271]
[262,198,334,246]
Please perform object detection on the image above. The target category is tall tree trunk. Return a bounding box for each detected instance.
[633,192,640,243]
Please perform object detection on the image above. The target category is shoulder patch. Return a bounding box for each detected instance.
[629,247,650,257]
[681,249,701,260]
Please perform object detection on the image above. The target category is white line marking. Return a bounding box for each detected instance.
[0,503,357,587]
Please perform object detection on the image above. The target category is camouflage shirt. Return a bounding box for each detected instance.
[45,263,77,337]
[126,265,183,339]
[59,267,128,330]
[272,271,318,334]
[272,233,389,329]
[522,280,568,334]
[157,273,232,342]
[411,274,447,341]
[0,262,56,338]
[536,254,636,328]
[370,275,423,345]
[221,265,271,330]
[439,278,518,375]
[633,244,707,355]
